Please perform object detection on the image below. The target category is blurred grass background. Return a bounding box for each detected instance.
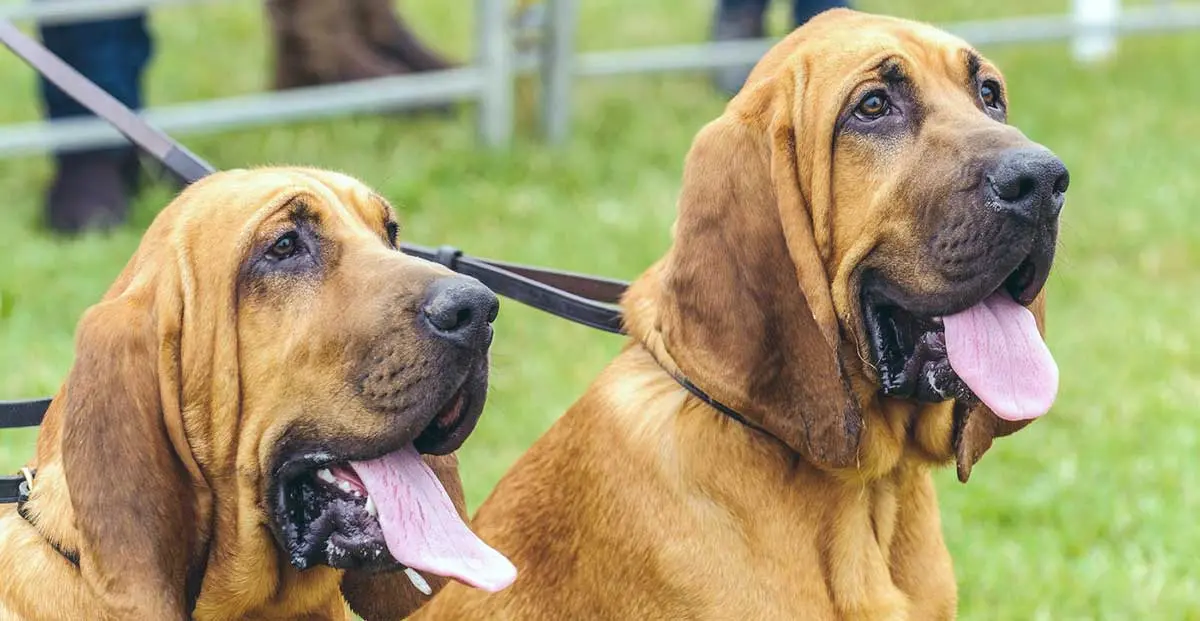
[1,0,1198,618]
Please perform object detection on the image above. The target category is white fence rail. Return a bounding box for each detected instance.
[0,0,1196,154]
[0,0,516,151]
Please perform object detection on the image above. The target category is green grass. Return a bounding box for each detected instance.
[1,1,1198,618]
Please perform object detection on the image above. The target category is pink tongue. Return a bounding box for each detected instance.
[942,292,1058,421]
[349,445,516,592]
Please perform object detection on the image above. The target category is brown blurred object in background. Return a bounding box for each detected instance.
[266,0,455,90]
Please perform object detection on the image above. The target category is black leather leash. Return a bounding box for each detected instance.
[0,19,768,504]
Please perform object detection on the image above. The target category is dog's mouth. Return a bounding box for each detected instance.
[861,253,1059,422]
[268,381,516,594]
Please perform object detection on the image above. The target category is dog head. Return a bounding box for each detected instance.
[625,9,1065,481]
[49,167,514,618]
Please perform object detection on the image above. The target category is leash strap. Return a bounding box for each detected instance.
[0,19,627,432]
[0,480,20,504]
[0,478,25,504]
[404,244,626,333]
[0,399,53,429]
[0,21,211,185]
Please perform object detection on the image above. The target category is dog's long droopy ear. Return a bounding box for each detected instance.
[652,77,862,469]
[341,453,468,619]
[61,291,197,619]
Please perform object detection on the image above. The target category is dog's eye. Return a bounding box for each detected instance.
[855,91,891,120]
[980,80,1002,109]
[268,231,301,259]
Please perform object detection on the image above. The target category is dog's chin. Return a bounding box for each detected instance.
[274,467,392,571]
[266,368,487,571]
[859,251,1049,407]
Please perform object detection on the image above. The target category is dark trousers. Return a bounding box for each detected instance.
[38,12,151,124]
[36,10,153,233]
[717,0,847,26]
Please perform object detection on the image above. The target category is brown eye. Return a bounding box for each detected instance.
[268,231,300,259]
[981,80,1001,109]
[855,91,890,119]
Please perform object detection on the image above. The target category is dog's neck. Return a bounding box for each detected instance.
[617,263,957,616]
[621,261,958,482]
[596,345,955,617]
[615,342,946,479]
[11,419,344,619]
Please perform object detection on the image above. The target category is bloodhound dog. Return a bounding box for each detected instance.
[418,9,1066,620]
[0,168,516,620]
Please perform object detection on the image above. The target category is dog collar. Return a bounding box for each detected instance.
[0,467,32,505]
[4,468,81,565]
[642,347,781,444]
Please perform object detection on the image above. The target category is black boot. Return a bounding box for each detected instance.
[45,148,133,235]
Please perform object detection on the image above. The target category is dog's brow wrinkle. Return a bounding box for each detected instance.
[877,58,905,84]
[287,199,319,225]
[965,51,982,79]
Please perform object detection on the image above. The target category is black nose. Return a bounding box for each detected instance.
[986,148,1069,221]
[421,277,499,348]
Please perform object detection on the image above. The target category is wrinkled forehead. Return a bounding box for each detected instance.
[746,10,999,110]
[170,167,393,242]
[804,10,985,70]
[288,167,397,232]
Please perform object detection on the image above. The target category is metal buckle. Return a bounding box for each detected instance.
[434,245,463,270]
[18,467,34,498]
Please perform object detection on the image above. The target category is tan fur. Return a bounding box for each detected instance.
[418,10,1053,620]
[0,168,472,620]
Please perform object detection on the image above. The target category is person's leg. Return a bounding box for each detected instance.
[792,0,847,28]
[39,12,152,234]
[354,0,455,73]
[265,0,408,90]
[710,0,769,97]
